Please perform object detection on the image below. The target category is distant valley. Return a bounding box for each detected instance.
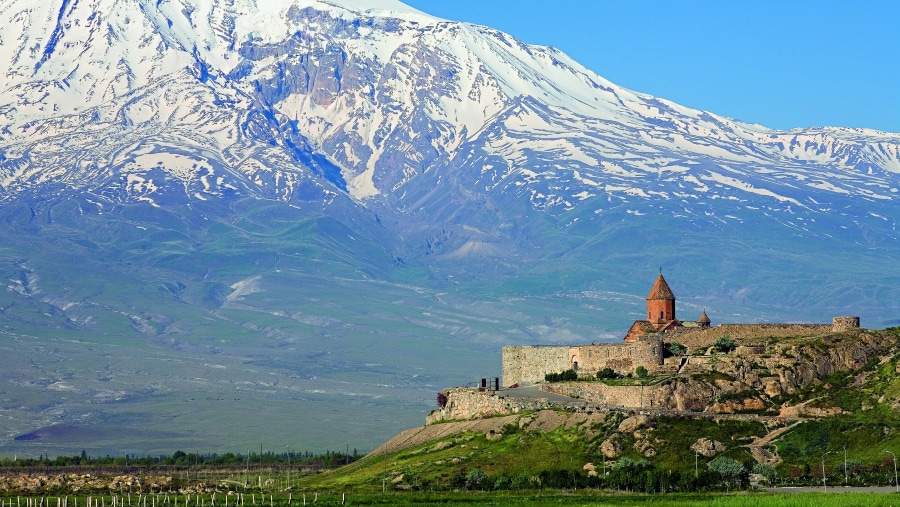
[0,0,898,456]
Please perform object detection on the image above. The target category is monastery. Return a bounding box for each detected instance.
[501,272,860,387]
[624,271,710,342]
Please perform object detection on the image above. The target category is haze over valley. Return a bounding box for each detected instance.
[1,0,898,457]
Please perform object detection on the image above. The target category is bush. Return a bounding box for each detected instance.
[597,367,619,379]
[664,341,687,357]
[635,365,649,378]
[545,369,578,382]
[510,472,534,490]
[466,469,489,490]
[436,391,448,408]
[714,335,736,353]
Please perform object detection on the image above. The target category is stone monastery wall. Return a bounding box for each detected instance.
[502,337,663,387]
[662,323,834,349]
[502,320,859,387]
[499,271,861,389]
[501,346,569,387]
[569,338,663,376]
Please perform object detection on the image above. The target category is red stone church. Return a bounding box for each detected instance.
[624,272,710,342]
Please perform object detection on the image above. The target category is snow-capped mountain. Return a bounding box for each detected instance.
[1,0,899,456]
[3,0,898,213]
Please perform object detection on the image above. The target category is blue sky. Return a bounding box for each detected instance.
[403,1,900,133]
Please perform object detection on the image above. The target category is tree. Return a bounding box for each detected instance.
[466,469,489,490]
[707,456,747,489]
[635,365,649,379]
[436,391,448,408]
[752,462,775,484]
[664,342,687,357]
[713,335,736,353]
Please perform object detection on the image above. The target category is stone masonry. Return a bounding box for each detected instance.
[502,335,664,387]
[499,273,861,388]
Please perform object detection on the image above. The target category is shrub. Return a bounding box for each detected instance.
[466,469,489,490]
[664,341,687,357]
[635,365,649,378]
[597,367,619,379]
[436,391,448,408]
[714,335,736,353]
[510,472,534,490]
[545,369,578,382]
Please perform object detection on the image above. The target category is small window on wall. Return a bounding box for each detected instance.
[660,311,664,320]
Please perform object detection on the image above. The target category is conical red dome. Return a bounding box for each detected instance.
[646,273,675,300]
[698,309,711,324]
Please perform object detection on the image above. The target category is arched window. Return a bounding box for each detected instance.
[660,310,665,320]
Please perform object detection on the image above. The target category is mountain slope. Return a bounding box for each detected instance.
[0,0,898,456]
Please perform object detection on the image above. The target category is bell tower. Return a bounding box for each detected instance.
[646,270,676,330]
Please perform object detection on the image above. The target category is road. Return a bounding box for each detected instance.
[765,485,900,494]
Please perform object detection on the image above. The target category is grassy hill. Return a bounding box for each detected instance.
[298,327,900,492]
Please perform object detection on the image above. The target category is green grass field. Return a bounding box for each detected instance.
[3,492,899,507]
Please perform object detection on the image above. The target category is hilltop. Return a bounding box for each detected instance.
[299,327,900,491]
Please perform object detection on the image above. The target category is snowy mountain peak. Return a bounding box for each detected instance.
[0,0,898,229]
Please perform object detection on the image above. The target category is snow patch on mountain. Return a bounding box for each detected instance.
[0,0,899,247]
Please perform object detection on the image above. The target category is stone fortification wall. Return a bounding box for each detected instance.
[833,316,861,332]
[502,345,569,387]
[430,382,715,422]
[503,319,860,387]
[663,323,834,349]
[569,337,664,376]
[428,388,522,424]
[542,382,647,409]
[503,338,665,387]
[426,387,596,424]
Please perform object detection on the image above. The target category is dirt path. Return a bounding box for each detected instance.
[745,419,805,465]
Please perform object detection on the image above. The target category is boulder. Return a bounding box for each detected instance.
[600,437,622,458]
[691,437,726,457]
[617,414,650,432]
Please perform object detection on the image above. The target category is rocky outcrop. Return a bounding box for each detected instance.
[442,329,892,422]
[691,438,727,457]
[600,437,622,458]
[426,387,595,424]
[617,415,650,433]
[0,474,174,493]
